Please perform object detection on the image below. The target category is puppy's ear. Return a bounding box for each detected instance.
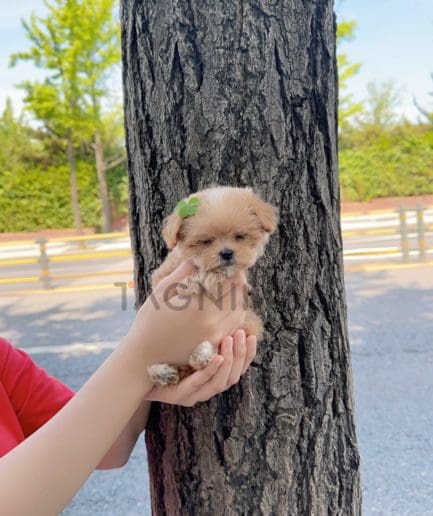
[249,196,278,234]
[162,212,183,249]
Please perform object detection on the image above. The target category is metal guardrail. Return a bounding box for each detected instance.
[0,232,132,289]
[341,204,433,263]
[0,205,432,291]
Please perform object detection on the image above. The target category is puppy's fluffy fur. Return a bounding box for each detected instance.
[148,186,278,386]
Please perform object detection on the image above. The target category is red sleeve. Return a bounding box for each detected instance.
[0,337,74,437]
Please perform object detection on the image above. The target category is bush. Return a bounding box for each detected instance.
[0,162,100,232]
[339,126,433,201]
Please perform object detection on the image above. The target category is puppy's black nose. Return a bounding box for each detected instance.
[219,248,234,261]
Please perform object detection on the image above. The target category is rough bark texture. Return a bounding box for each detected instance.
[121,1,361,514]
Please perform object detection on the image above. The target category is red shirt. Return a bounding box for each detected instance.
[0,337,74,457]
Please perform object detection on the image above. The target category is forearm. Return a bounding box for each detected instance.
[96,400,151,470]
[0,337,152,516]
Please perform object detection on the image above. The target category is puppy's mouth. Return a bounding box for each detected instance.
[220,261,234,269]
[204,259,236,272]
[215,259,238,275]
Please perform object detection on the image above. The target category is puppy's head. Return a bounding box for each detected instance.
[162,186,278,273]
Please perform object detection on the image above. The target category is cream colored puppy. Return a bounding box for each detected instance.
[149,186,278,386]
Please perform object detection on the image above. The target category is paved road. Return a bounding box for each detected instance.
[0,264,432,514]
[0,256,134,295]
[346,265,433,515]
[1,209,433,294]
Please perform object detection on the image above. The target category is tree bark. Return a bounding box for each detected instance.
[66,130,82,234]
[121,1,361,514]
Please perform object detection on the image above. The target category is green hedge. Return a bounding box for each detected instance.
[0,162,101,232]
[1,127,433,231]
[340,130,433,201]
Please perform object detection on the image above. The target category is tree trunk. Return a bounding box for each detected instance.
[121,1,361,514]
[66,131,82,234]
[94,130,113,233]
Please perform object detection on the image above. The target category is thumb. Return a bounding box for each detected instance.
[153,259,197,300]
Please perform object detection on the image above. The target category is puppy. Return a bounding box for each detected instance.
[148,186,278,386]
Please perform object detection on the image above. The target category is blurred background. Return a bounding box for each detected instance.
[0,0,432,514]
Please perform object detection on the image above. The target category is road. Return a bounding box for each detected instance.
[0,264,432,514]
[0,236,431,295]
[0,237,133,294]
[1,208,432,295]
[348,265,433,515]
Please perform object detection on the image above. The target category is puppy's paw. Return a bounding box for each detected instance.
[201,272,225,299]
[176,276,200,296]
[148,364,180,386]
[244,310,264,341]
[189,341,216,370]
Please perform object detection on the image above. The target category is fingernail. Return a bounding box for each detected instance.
[237,329,246,342]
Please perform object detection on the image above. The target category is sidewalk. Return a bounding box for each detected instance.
[341,194,433,215]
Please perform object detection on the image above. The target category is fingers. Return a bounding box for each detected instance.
[190,336,235,403]
[175,355,224,395]
[144,334,257,407]
[241,335,257,375]
[166,335,235,405]
[182,336,233,405]
[227,329,247,385]
[144,355,224,405]
[193,332,256,403]
[216,287,247,341]
[210,335,234,390]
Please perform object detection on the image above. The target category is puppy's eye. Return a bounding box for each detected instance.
[199,238,214,245]
[235,234,246,240]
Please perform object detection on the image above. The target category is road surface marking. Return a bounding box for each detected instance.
[20,341,118,355]
[0,283,126,297]
[345,260,433,272]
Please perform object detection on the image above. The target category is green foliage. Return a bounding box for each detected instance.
[0,99,37,170]
[10,0,122,139]
[10,4,88,139]
[2,11,432,232]
[106,165,129,217]
[340,124,433,201]
[0,98,127,232]
[357,81,402,129]
[337,20,363,130]
[9,0,124,232]
[0,162,100,232]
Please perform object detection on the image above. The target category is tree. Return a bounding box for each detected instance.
[76,0,125,232]
[337,20,363,131]
[0,98,33,171]
[121,1,361,514]
[359,80,401,129]
[10,0,124,233]
[414,72,433,125]
[10,3,90,233]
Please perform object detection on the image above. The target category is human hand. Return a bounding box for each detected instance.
[123,260,248,367]
[144,330,257,407]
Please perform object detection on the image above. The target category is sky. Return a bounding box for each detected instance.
[335,0,433,121]
[0,0,432,122]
